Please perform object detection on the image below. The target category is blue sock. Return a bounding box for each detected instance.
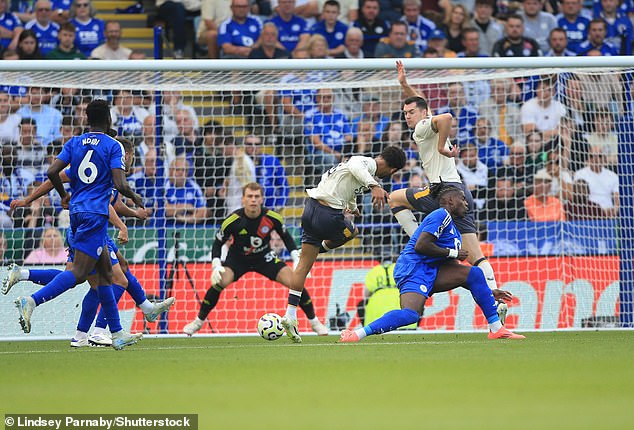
[77,289,99,333]
[466,266,500,324]
[31,271,77,306]
[96,285,122,333]
[28,269,63,285]
[125,269,147,305]
[364,308,419,336]
[95,284,125,329]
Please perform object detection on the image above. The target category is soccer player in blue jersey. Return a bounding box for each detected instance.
[14,99,145,350]
[340,186,525,342]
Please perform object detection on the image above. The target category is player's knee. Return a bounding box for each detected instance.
[466,266,486,288]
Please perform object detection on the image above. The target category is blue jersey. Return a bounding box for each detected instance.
[71,17,105,57]
[436,105,479,140]
[593,0,633,16]
[52,0,72,12]
[394,208,462,278]
[57,132,125,216]
[310,20,347,49]
[269,14,309,52]
[600,12,633,55]
[556,14,590,53]
[255,154,289,209]
[0,12,23,48]
[577,39,618,55]
[304,109,352,154]
[477,137,509,173]
[218,16,262,48]
[24,20,60,55]
[401,15,436,52]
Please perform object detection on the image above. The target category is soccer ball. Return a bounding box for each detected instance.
[257,313,285,341]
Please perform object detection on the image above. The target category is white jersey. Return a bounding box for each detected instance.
[413,117,461,184]
[307,156,379,212]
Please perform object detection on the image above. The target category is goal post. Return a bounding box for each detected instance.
[0,57,632,340]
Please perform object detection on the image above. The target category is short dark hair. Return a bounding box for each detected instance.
[437,185,463,206]
[380,145,407,170]
[242,182,263,196]
[86,99,111,128]
[390,21,408,33]
[402,96,428,112]
[589,18,607,31]
[60,22,76,33]
[506,14,524,23]
[323,0,340,10]
[117,137,134,154]
[20,117,37,126]
[475,0,494,6]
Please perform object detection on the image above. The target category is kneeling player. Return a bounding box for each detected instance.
[340,186,525,342]
[183,182,328,336]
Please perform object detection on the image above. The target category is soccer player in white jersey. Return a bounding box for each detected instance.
[281,146,407,342]
[388,61,508,323]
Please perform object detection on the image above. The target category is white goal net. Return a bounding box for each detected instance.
[0,58,632,340]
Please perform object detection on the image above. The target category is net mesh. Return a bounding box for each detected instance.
[0,63,630,339]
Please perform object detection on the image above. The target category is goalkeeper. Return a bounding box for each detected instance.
[183,182,328,336]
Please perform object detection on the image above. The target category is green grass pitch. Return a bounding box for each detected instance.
[1,331,633,430]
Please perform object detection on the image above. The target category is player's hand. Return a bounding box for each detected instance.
[370,186,389,210]
[117,227,129,245]
[344,207,361,217]
[61,193,71,209]
[10,199,28,210]
[396,60,408,86]
[457,249,469,260]
[211,258,225,286]
[131,192,145,209]
[134,207,149,220]
[492,289,513,302]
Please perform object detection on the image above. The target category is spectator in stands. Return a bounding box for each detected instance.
[45,21,85,59]
[577,18,618,55]
[13,180,55,230]
[23,227,66,264]
[0,0,23,51]
[478,78,522,145]
[437,82,478,141]
[470,0,502,56]
[197,0,231,58]
[351,93,389,153]
[374,21,418,57]
[353,0,389,57]
[492,14,542,57]
[16,117,47,177]
[90,20,132,59]
[16,87,62,146]
[523,169,565,221]
[456,141,488,213]
[545,27,576,56]
[473,117,508,174]
[519,0,557,53]
[306,32,331,59]
[565,178,607,220]
[69,0,104,57]
[223,145,256,214]
[0,231,7,264]
[151,90,199,144]
[218,0,262,59]
[486,167,528,221]
[156,0,200,58]
[0,90,21,145]
[16,29,42,59]
[556,0,590,53]
[173,108,202,170]
[439,3,469,53]
[311,0,348,56]
[330,0,358,24]
[24,0,60,56]
[573,145,618,217]
[426,28,456,57]
[524,130,548,177]
[457,27,487,57]
[585,108,619,169]
[51,0,72,24]
[165,156,208,226]
[521,76,566,142]
[335,25,364,57]
[400,0,435,53]
[536,149,574,202]
[278,65,317,139]
[110,89,149,142]
[270,0,310,55]
[457,30,491,106]
[243,134,289,210]
[249,21,290,58]
[597,0,633,55]
[0,145,34,228]
[503,143,532,198]
[305,87,352,173]
[128,147,164,225]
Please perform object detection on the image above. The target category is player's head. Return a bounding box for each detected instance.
[375,145,407,178]
[242,182,264,215]
[437,185,468,218]
[117,137,135,174]
[86,99,112,131]
[402,96,428,129]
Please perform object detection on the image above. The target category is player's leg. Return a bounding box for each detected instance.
[2,263,69,295]
[72,276,102,347]
[275,264,328,335]
[389,187,432,236]
[183,264,235,336]
[282,242,319,342]
[89,258,128,346]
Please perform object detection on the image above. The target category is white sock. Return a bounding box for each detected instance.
[309,317,319,324]
[195,317,204,325]
[285,305,297,320]
[74,330,87,340]
[393,209,418,237]
[477,260,498,290]
[139,299,154,314]
[20,268,30,280]
[354,328,367,340]
[489,321,503,332]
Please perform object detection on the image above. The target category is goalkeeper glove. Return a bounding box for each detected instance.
[211,258,225,286]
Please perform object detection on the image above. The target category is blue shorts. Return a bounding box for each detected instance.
[68,212,108,261]
[394,262,438,298]
[67,229,119,267]
[300,198,355,246]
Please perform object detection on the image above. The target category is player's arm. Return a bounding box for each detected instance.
[47,158,70,206]
[109,203,129,245]
[414,231,468,260]
[396,60,422,99]
[10,170,70,209]
[431,113,458,158]
[348,157,387,210]
[113,193,149,220]
[112,168,144,209]
[211,214,237,260]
